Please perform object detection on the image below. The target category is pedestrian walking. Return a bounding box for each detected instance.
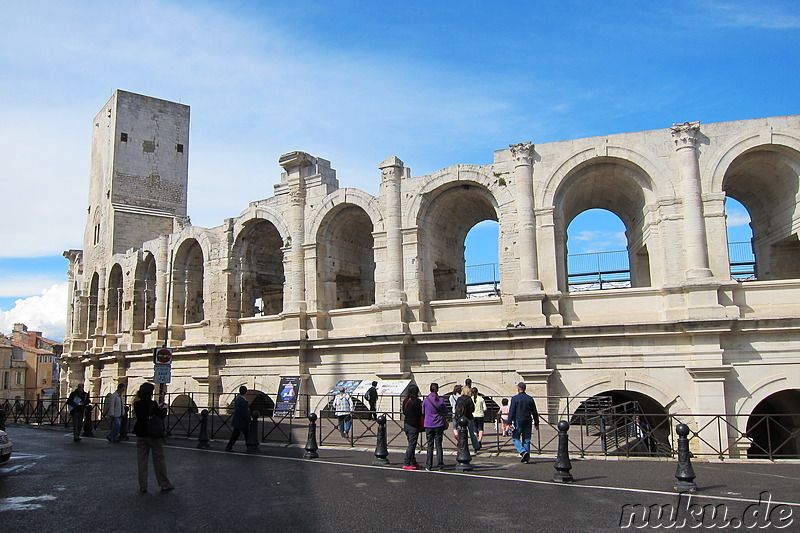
[421,382,447,471]
[454,385,477,451]
[225,386,250,452]
[402,384,422,470]
[105,383,125,443]
[333,386,353,438]
[508,382,539,463]
[365,381,379,420]
[471,386,486,452]
[66,383,90,441]
[449,384,462,440]
[132,382,174,493]
[498,398,511,436]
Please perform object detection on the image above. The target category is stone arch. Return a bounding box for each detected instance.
[231,218,285,318]
[712,139,800,281]
[707,130,800,193]
[549,156,660,291]
[744,388,800,458]
[233,204,292,243]
[172,238,205,325]
[414,175,502,302]
[132,251,157,334]
[106,264,124,335]
[306,188,384,241]
[314,201,376,311]
[87,271,100,339]
[572,374,691,416]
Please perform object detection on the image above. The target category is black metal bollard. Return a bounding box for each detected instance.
[82,405,94,437]
[197,409,210,449]
[0,408,5,431]
[120,405,130,440]
[674,423,698,492]
[246,410,260,453]
[456,416,473,472]
[553,420,574,483]
[304,413,319,459]
[373,414,389,465]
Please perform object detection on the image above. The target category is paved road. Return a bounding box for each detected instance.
[2,425,799,532]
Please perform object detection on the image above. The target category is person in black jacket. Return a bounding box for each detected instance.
[402,384,423,470]
[132,383,174,493]
[225,386,250,452]
[508,382,539,463]
[66,383,90,441]
[365,381,378,420]
[454,385,478,451]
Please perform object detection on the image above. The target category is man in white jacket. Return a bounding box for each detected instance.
[106,383,126,443]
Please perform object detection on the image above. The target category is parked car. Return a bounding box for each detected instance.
[0,429,12,463]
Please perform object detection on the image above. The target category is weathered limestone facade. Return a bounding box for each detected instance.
[62,91,800,455]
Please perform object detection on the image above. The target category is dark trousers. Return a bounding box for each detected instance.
[403,424,419,466]
[71,409,84,439]
[425,426,444,469]
[226,427,249,450]
[368,402,377,420]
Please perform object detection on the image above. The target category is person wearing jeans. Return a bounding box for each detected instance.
[333,386,353,438]
[422,382,447,471]
[508,382,539,463]
[106,383,125,442]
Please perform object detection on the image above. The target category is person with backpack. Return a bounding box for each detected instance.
[132,382,174,493]
[333,386,353,438]
[364,381,378,420]
[401,384,423,470]
[421,382,448,471]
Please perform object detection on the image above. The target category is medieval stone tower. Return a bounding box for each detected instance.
[83,90,189,266]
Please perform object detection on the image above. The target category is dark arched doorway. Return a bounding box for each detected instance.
[746,389,800,459]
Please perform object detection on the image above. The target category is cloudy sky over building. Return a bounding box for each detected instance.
[1,0,797,340]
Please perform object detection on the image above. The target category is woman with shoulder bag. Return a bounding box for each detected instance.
[132,382,175,493]
[402,384,423,470]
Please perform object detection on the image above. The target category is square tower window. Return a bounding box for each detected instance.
[176,143,184,153]
[143,140,155,153]
[120,132,128,142]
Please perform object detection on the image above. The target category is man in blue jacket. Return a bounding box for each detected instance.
[508,382,539,463]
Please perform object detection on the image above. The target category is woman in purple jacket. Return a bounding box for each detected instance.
[421,382,448,471]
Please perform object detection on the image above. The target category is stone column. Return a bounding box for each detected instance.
[279,152,311,314]
[155,235,170,325]
[671,122,712,280]
[378,156,406,301]
[509,142,543,293]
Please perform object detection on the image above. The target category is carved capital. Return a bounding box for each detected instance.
[279,151,314,171]
[670,121,701,149]
[378,156,404,182]
[509,142,535,165]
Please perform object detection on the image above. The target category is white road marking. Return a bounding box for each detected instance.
[0,495,56,512]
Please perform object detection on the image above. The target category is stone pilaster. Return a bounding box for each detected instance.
[686,365,732,457]
[671,122,712,280]
[509,142,543,293]
[279,151,312,314]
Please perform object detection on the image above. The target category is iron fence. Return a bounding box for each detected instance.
[2,396,797,460]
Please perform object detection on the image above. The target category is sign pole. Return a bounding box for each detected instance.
[159,249,174,404]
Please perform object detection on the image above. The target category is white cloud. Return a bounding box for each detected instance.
[725,210,751,228]
[570,231,627,254]
[0,284,67,342]
[702,0,800,29]
[0,274,68,298]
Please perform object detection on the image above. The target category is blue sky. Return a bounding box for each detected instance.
[1,1,797,341]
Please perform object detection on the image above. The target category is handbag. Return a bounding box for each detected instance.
[147,401,166,438]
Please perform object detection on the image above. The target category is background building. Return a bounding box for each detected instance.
[0,323,61,401]
[60,90,800,457]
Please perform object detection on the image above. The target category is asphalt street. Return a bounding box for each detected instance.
[2,425,799,532]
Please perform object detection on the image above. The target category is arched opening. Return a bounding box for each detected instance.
[746,389,800,459]
[88,272,99,338]
[465,220,500,297]
[566,209,631,290]
[227,389,274,418]
[419,182,499,302]
[170,394,198,415]
[233,220,284,317]
[106,264,124,334]
[723,146,800,281]
[172,239,204,325]
[572,390,670,456]
[133,252,157,334]
[554,158,655,292]
[724,197,756,280]
[316,205,375,311]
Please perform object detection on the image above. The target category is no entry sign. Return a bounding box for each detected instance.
[153,347,173,365]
